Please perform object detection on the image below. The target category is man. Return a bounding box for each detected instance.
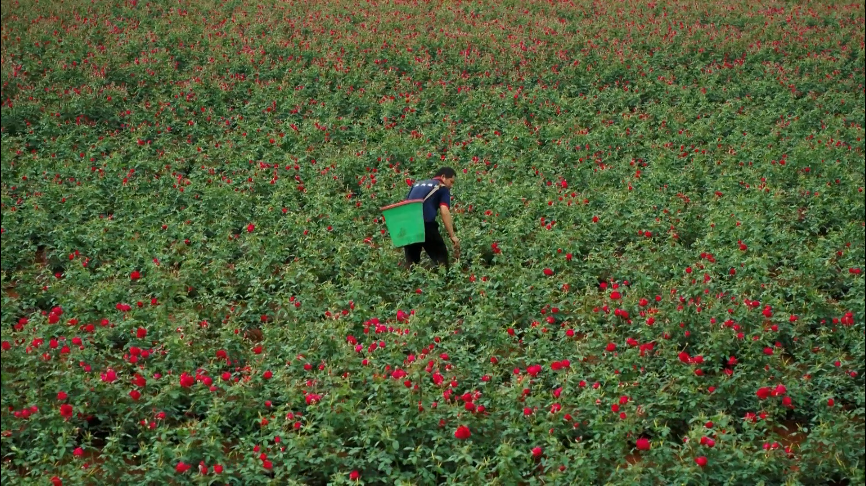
[403,167,459,269]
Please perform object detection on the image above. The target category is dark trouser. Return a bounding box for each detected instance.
[405,221,449,269]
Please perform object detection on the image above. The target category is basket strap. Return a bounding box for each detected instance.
[422,183,443,202]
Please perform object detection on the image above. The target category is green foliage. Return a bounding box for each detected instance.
[1,0,864,484]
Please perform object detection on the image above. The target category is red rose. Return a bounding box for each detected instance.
[636,437,651,451]
[176,461,191,473]
[543,268,554,276]
[247,223,255,233]
[179,373,195,388]
[263,370,273,379]
[454,425,471,439]
[694,456,708,467]
[136,327,147,339]
[130,270,141,280]
[531,446,543,457]
[349,470,360,481]
[129,390,141,401]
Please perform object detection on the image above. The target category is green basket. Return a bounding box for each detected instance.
[380,199,426,248]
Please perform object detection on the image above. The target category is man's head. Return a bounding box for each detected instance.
[435,167,456,188]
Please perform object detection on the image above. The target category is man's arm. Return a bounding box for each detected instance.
[439,206,459,246]
[437,187,459,248]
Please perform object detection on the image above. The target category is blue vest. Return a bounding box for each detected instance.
[405,179,451,223]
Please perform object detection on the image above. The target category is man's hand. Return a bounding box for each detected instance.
[450,235,460,247]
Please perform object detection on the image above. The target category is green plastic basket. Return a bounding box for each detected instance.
[380,199,426,247]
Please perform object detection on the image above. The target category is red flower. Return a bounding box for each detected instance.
[130,270,141,280]
[454,425,471,439]
[213,464,223,474]
[50,477,62,486]
[531,446,543,457]
[176,461,191,473]
[827,398,835,407]
[247,223,255,233]
[606,343,616,352]
[263,370,273,379]
[73,447,84,457]
[610,291,621,300]
[179,373,195,388]
[136,327,147,339]
[636,437,651,451]
[756,387,772,400]
[694,456,708,467]
[543,268,554,276]
[60,404,73,421]
[129,390,141,401]
[101,369,117,383]
[349,470,360,481]
[57,391,68,401]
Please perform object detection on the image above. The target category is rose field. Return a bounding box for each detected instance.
[1,0,865,484]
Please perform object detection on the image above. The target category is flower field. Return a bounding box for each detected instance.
[1,0,864,484]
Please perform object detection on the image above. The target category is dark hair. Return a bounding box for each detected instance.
[435,167,456,178]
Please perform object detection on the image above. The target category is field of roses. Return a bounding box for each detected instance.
[1,0,864,484]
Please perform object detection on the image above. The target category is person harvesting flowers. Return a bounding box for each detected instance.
[401,167,459,269]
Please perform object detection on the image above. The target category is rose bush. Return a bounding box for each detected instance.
[1,0,864,484]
